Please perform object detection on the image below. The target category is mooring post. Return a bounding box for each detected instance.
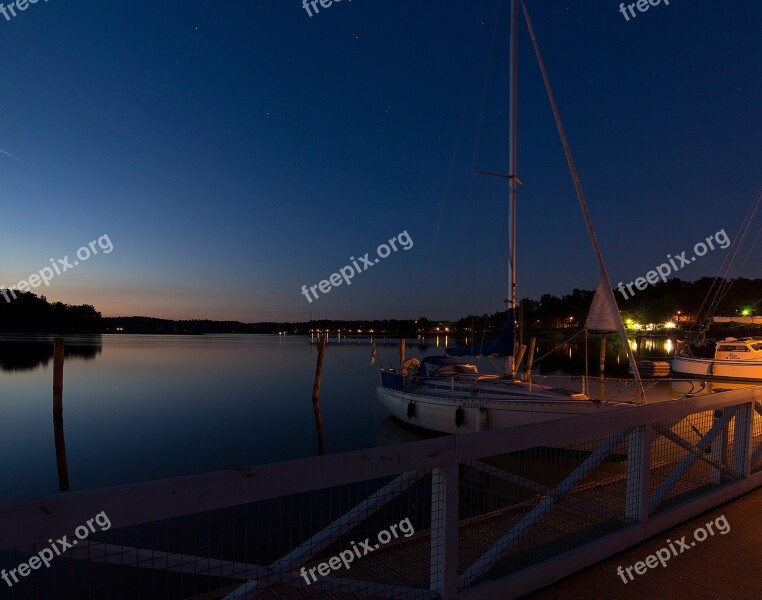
[52,337,68,490]
[525,337,536,381]
[399,337,406,370]
[311,334,328,455]
[53,338,64,417]
[514,344,527,377]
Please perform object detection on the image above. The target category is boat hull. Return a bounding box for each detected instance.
[376,385,634,435]
[672,355,762,381]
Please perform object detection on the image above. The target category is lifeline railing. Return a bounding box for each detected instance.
[2,385,762,599]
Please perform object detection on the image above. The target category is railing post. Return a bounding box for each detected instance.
[710,409,729,485]
[732,402,753,479]
[626,424,652,523]
[431,463,459,599]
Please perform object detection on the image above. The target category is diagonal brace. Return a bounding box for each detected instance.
[458,430,626,589]
[649,409,733,512]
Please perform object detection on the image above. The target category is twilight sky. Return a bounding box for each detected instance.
[0,0,760,321]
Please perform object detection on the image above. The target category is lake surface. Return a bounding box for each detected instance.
[0,332,668,503]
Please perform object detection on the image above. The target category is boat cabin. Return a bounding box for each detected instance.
[714,337,762,361]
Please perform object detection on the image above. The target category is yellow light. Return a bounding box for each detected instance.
[665,322,676,329]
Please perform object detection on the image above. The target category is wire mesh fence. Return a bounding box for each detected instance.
[0,472,435,600]
[2,388,762,600]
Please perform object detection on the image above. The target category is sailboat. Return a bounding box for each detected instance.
[376,0,693,434]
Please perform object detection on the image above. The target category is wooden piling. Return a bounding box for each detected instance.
[399,338,406,370]
[53,338,64,418]
[525,337,536,381]
[311,335,327,455]
[514,344,527,377]
[52,338,68,490]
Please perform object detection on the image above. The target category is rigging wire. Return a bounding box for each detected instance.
[424,2,504,309]
[689,185,762,334]
[452,1,505,307]
[520,0,645,401]
[708,186,762,308]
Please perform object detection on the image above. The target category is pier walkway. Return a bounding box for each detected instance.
[2,385,762,599]
[528,486,762,600]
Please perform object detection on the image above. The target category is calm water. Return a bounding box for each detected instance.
[0,333,669,503]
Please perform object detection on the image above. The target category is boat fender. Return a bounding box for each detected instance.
[407,401,416,420]
[477,407,488,432]
[455,407,464,428]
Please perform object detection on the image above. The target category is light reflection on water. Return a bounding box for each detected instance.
[0,333,667,502]
[630,336,676,355]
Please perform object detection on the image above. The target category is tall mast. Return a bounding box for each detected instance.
[507,0,519,376]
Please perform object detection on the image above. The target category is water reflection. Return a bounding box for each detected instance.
[530,338,631,377]
[53,416,70,491]
[0,333,686,503]
[635,336,677,355]
[0,335,102,372]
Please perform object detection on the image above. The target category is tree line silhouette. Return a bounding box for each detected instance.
[2,277,761,335]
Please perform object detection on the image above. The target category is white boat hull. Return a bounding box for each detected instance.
[376,385,634,435]
[672,355,762,381]
[377,372,710,435]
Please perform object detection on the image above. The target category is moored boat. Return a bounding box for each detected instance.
[375,1,673,433]
[672,337,762,380]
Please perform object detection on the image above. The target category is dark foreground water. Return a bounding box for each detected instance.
[0,333,671,503]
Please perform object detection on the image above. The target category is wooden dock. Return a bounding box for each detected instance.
[528,486,762,600]
[201,443,742,600]
[2,386,762,599]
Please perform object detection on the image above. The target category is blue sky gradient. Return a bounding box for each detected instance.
[1,1,760,320]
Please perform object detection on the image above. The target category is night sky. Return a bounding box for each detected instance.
[1,1,759,321]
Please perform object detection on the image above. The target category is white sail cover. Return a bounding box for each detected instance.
[713,316,762,324]
[585,276,621,331]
